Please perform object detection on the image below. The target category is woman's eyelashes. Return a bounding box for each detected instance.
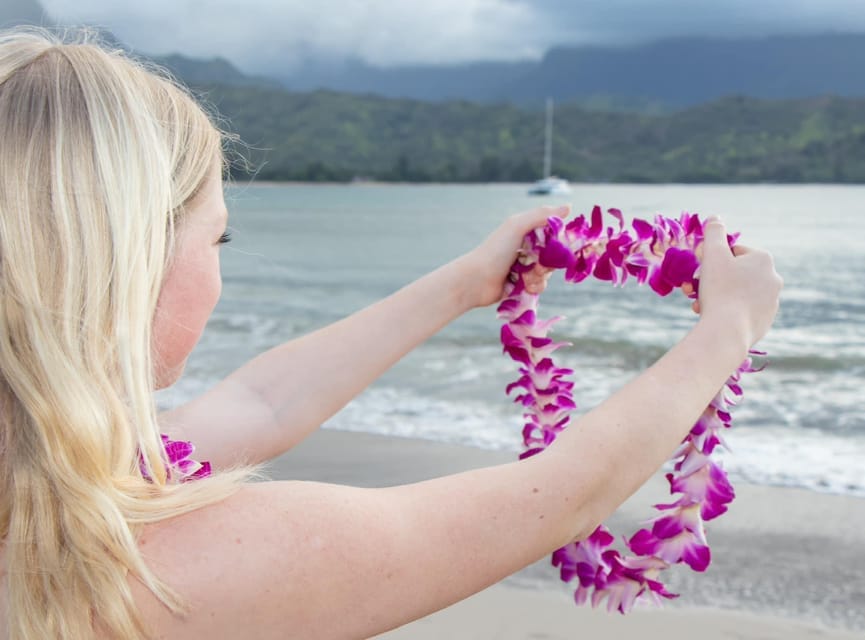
[218,230,232,245]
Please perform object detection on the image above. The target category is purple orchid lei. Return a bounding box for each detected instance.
[140,434,212,483]
[498,206,762,614]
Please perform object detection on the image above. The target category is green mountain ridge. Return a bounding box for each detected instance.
[201,85,865,183]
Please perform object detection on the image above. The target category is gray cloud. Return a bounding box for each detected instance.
[40,0,865,74]
[536,0,865,44]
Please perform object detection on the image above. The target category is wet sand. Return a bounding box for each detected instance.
[268,428,865,639]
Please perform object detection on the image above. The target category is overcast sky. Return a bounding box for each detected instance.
[39,0,865,74]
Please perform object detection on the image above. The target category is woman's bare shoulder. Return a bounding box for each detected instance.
[129,457,557,640]
[132,479,424,640]
[8,453,568,639]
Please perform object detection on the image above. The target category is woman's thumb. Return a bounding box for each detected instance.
[702,217,731,261]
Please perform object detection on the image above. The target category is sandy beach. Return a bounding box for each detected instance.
[267,428,864,639]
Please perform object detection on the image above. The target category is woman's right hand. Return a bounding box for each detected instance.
[695,217,783,350]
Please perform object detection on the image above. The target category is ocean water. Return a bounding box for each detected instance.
[157,183,865,498]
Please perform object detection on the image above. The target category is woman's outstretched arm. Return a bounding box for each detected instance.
[160,206,564,468]
[137,220,782,639]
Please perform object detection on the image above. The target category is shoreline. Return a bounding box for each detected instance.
[233,179,865,188]
[268,428,865,637]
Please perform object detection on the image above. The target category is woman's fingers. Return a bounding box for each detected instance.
[512,205,570,236]
[524,263,553,294]
[697,217,783,346]
[701,218,734,262]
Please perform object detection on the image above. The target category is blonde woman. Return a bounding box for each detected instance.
[0,27,782,640]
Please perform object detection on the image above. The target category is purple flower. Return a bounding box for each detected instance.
[162,434,211,481]
[669,461,736,521]
[632,218,655,241]
[628,504,711,572]
[499,206,762,613]
[594,553,678,613]
[649,247,699,296]
[552,526,615,584]
[141,434,212,483]
[565,250,597,283]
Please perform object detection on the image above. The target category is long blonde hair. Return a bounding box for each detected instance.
[0,27,248,639]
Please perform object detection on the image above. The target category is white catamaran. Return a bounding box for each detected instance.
[528,98,570,196]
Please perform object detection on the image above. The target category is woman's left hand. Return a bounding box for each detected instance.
[458,205,569,308]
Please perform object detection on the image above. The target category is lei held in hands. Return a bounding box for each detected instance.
[498,206,762,614]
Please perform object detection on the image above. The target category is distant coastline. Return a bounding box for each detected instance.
[238,178,865,187]
[211,89,865,185]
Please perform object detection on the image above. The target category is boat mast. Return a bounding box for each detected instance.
[543,97,553,179]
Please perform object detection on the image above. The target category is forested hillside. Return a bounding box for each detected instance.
[201,86,865,183]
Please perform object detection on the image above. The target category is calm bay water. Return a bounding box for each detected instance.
[158,183,865,498]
